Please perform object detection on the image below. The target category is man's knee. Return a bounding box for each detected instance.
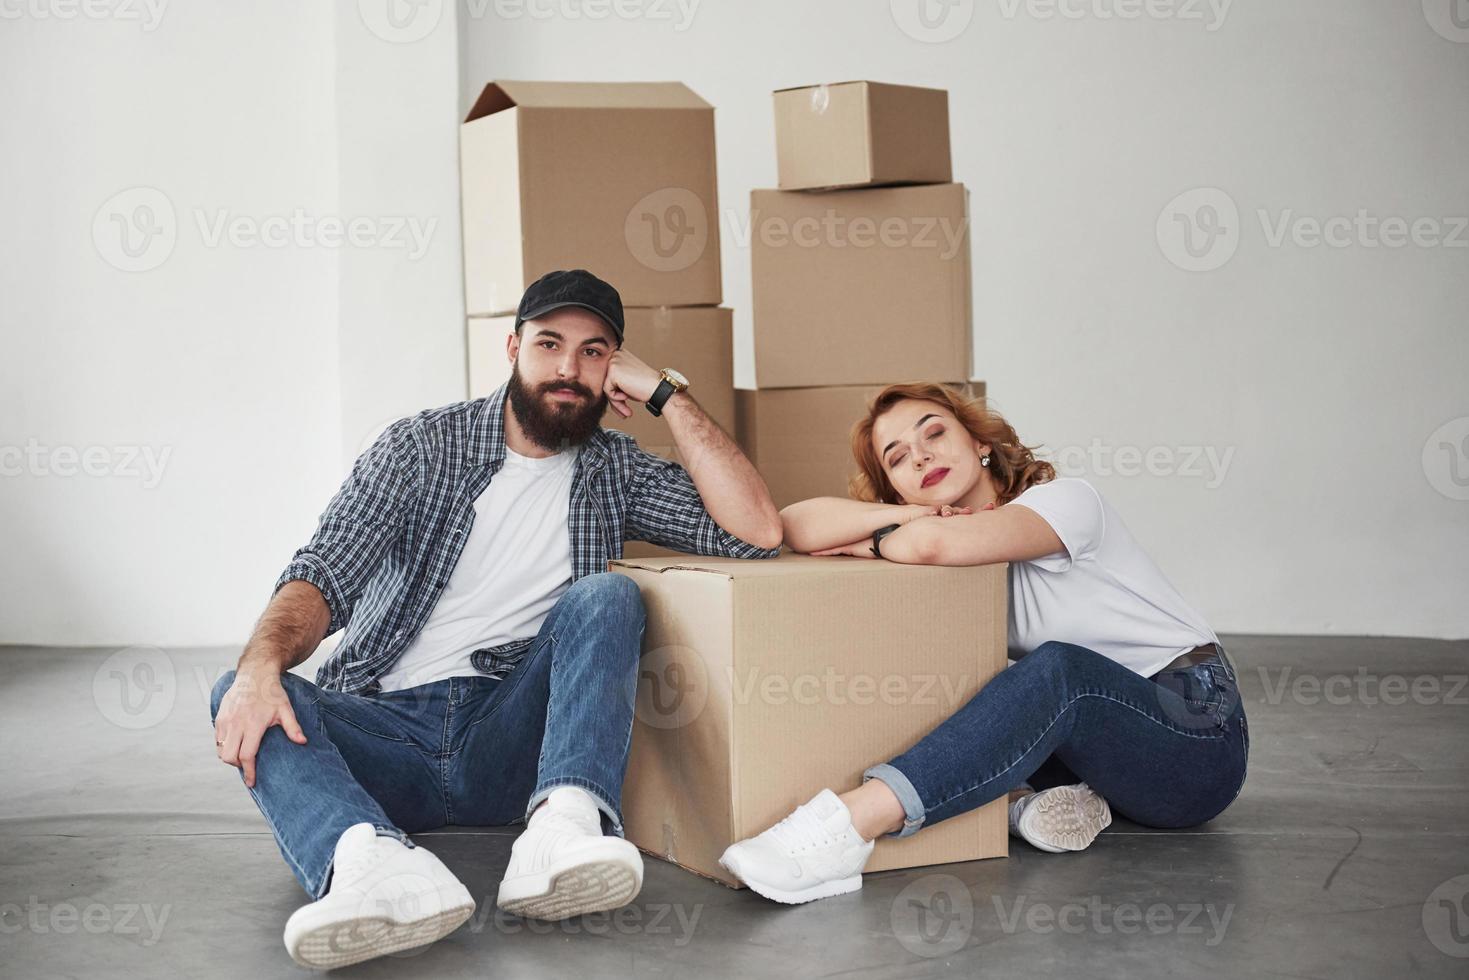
[568,573,645,622]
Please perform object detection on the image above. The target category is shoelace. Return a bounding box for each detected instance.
[768,805,833,854]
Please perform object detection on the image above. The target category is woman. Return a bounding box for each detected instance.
[719,383,1248,905]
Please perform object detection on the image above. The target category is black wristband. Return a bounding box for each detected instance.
[870,523,902,559]
[646,377,676,417]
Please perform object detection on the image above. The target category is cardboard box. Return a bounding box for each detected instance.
[461,80,722,315]
[467,307,735,467]
[612,552,1008,885]
[736,381,986,510]
[750,183,972,388]
[774,81,952,191]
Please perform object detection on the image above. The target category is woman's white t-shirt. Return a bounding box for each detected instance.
[1006,478,1218,677]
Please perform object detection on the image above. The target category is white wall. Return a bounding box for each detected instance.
[1,0,1463,646]
[460,0,1469,638]
[0,1,466,647]
[335,4,465,464]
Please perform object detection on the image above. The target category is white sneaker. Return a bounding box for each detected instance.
[719,789,875,905]
[496,787,643,921]
[282,823,475,970]
[1008,783,1113,853]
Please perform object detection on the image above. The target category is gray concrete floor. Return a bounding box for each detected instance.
[2,634,1466,979]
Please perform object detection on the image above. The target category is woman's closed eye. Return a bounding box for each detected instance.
[888,427,945,467]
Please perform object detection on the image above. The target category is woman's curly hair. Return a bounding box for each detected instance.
[848,382,1055,507]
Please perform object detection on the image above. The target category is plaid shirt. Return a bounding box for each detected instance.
[276,382,781,694]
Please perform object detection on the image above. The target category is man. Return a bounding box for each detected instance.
[209,269,782,969]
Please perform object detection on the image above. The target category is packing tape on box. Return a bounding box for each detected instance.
[653,305,673,332]
[808,83,830,115]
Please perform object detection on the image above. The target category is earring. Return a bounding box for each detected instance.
[980,453,991,468]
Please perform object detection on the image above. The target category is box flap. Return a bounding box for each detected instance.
[607,555,747,577]
[466,80,711,121]
[772,79,867,94]
[609,551,960,580]
[771,80,948,96]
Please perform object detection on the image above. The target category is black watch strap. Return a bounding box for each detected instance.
[870,523,902,559]
[646,377,676,417]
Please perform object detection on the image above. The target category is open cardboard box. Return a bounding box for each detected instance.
[461,80,722,315]
[611,552,1008,886]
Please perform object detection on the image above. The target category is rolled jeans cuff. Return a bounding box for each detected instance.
[525,778,625,838]
[863,763,927,839]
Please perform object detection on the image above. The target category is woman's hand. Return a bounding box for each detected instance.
[810,505,974,558]
[898,503,941,524]
[902,503,980,522]
[809,502,991,559]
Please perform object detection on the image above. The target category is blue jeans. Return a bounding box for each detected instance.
[209,572,646,899]
[865,640,1249,837]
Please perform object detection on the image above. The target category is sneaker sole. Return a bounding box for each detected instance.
[285,885,475,970]
[719,853,863,906]
[497,842,643,921]
[1018,785,1113,853]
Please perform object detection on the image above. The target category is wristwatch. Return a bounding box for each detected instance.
[870,523,902,559]
[646,368,690,417]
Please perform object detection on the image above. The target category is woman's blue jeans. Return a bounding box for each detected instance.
[865,641,1250,837]
[209,572,646,899]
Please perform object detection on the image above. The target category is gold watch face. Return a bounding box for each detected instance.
[663,368,689,390]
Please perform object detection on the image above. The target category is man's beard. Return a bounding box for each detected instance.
[506,364,607,452]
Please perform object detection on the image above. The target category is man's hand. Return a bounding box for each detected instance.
[603,348,665,419]
[213,667,307,788]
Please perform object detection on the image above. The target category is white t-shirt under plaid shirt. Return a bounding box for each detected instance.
[375,444,581,693]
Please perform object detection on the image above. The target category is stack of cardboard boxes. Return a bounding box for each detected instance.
[459,78,1008,886]
[738,80,985,508]
[460,80,738,471]
[610,82,1006,887]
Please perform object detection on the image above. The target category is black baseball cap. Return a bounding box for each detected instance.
[515,269,625,345]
